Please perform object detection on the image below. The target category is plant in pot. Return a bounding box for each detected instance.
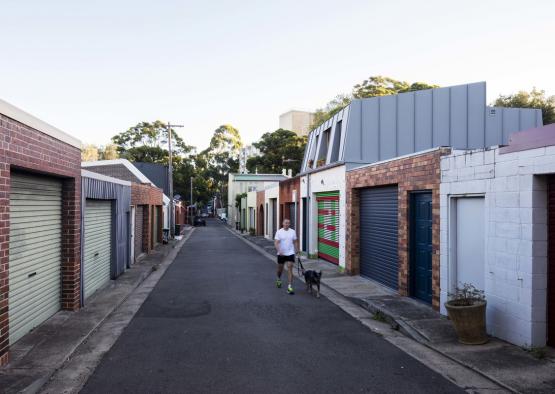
[445,283,488,345]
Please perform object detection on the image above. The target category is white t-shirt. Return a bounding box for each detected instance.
[274,228,297,256]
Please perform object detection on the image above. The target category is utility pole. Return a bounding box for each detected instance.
[167,122,184,238]
[190,176,194,225]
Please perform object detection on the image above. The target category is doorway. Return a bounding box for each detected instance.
[410,192,432,304]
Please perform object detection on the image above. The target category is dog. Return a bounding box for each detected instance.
[303,270,322,298]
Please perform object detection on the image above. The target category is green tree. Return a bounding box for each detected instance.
[311,76,439,129]
[100,144,119,160]
[493,88,555,125]
[352,76,438,99]
[111,120,193,163]
[246,129,307,175]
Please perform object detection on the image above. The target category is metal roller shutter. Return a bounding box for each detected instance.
[135,205,144,257]
[83,200,112,299]
[317,191,339,264]
[359,186,398,289]
[9,173,62,344]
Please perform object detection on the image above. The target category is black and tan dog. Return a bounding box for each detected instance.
[303,270,322,298]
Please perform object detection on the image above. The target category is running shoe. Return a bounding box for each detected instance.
[287,284,295,295]
[276,279,282,288]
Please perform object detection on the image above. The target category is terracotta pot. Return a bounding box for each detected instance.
[445,300,488,345]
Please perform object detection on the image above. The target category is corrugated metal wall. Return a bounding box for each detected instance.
[81,175,131,304]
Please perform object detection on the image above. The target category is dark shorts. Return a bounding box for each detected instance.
[277,254,295,264]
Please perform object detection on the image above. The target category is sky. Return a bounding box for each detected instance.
[0,0,554,151]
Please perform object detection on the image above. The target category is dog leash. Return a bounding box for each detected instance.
[297,256,305,277]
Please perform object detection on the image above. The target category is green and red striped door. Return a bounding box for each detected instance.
[317,191,339,264]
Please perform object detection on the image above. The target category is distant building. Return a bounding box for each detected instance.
[239,145,260,174]
[279,110,315,136]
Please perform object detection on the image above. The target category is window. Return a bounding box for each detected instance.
[316,128,331,167]
[330,121,342,163]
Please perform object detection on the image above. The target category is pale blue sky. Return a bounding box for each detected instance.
[1,0,553,150]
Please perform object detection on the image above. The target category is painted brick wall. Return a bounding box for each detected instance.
[0,113,81,366]
[346,148,450,310]
[440,145,555,347]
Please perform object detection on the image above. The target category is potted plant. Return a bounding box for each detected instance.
[445,283,488,345]
[249,227,256,236]
[316,159,325,167]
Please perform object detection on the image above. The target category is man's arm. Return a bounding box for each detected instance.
[294,239,300,255]
[274,238,281,255]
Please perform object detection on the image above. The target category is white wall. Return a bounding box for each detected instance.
[264,185,280,240]
[300,165,346,267]
[440,146,554,347]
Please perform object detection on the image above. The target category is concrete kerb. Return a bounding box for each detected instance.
[226,227,512,393]
[30,229,195,394]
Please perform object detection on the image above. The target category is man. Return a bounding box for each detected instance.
[274,218,299,294]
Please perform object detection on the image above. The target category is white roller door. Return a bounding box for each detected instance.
[9,173,62,344]
[84,200,112,300]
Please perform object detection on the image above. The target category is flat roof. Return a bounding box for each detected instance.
[0,98,81,148]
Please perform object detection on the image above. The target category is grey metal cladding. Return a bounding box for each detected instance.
[302,82,542,172]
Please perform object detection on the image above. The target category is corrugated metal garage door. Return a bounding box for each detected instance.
[9,173,62,344]
[84,200,112,300]
[135,205,144,258]
[359,186,398,289]
[317,191,339,264]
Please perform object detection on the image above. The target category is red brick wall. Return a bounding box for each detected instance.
[279,177,300,238]
[256,190,265,236]
[131,183,163,254]
[0,113,81,366]
[346,148,450,310]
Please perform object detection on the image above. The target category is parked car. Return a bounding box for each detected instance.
[200,212,209,218]
[194,216,206,226]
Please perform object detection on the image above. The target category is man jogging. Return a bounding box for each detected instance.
[274,218,299,294]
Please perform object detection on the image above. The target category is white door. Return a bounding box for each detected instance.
[455,197,485,291]
[83,200,112,300]
[130,206,135,264]
[9,173,62,344]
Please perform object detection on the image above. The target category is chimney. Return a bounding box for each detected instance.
[287,169,292,177]
[282,168,286,176]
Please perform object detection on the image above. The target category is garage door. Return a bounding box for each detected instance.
[134,205,144,260]
[359,186,398,289]
[9,173,62,344]
[83,200,112,300]
[317,191,339,264]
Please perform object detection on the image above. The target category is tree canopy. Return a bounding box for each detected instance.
[111,120,193,163]
[493,88,555,125]
[311,75,438,129]
[246,129,307,175]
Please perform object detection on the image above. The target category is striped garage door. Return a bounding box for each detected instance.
[317,191,339,264]
[83,200,112,300]
[134,205,144,260]
[9,173,62,344]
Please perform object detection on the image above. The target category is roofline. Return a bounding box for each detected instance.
[81,169,132,186]
[0,98,81,148]
[346,147,446,172]
[82,159,155,186]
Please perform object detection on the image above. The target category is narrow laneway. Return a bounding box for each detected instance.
[81,220,462,393]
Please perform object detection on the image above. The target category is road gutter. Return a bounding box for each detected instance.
[35,229,194,394]
[226,226,511,394]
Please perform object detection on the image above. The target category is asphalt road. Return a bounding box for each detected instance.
[81,220,463,394]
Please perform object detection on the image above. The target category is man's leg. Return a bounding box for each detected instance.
[276,258,284,287]
[287,260,294,286]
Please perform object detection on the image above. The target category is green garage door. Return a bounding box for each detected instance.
[9,173,62,344]
[84,200,112,300]
[317,191,339,264]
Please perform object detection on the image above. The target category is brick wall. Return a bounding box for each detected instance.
[0,113,81,366]
[279,177,300,238]
[256,190,265,236]
[131,183,163,255]
[346,148,450,310]
[85,164,141,184]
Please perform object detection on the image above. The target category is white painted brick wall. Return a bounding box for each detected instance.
[440,145,555,347]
